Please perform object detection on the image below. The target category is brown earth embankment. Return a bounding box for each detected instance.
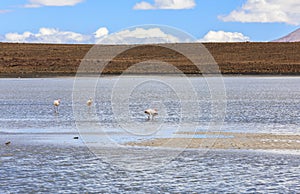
[0,42,299,77]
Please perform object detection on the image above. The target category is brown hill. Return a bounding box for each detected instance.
[273,28,300,42]
[0,42,300,77]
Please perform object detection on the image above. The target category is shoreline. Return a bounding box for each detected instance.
[126,131,300,150]
[2,131,300,155]
[1,73,300,78]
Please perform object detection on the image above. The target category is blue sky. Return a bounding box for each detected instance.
[0,0,299,43]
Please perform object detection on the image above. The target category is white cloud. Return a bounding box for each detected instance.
[133,2,154,10]
[2,27,250,44]
[97,27,189,44]
[25,0,84,8]
[4,28,91,43]
[133,0,196,10]
[219,0,300,25]
[199,31,250,42]
[94,27,109,39]
[2,27,191,44]
[0,10,11,14]
[3,27,111,44]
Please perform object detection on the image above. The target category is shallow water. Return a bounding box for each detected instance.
[1,77,299,134]
[1,144,300,193]
[0,76,300,192]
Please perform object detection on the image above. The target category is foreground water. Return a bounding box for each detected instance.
[0,76,300,192]
[1,144,300,193]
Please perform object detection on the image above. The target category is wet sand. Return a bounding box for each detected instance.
[127,132,300,150]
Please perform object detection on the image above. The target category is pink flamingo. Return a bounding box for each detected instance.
[144,108,158,120]
[53,99,61,113]
[87,97,93,107]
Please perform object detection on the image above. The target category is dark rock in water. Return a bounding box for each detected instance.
[5,141,11,146]
[73,137,79,139]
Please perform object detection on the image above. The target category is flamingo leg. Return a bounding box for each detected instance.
[54,105,59,113]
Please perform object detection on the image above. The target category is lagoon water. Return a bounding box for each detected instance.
[0,77,300,192]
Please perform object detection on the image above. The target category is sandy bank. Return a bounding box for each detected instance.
[127,132,300,150]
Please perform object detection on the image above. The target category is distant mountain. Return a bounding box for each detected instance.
[273,28,300,42]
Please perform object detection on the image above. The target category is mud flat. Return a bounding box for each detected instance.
[127,132,300,150]
[0,42,300,77]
